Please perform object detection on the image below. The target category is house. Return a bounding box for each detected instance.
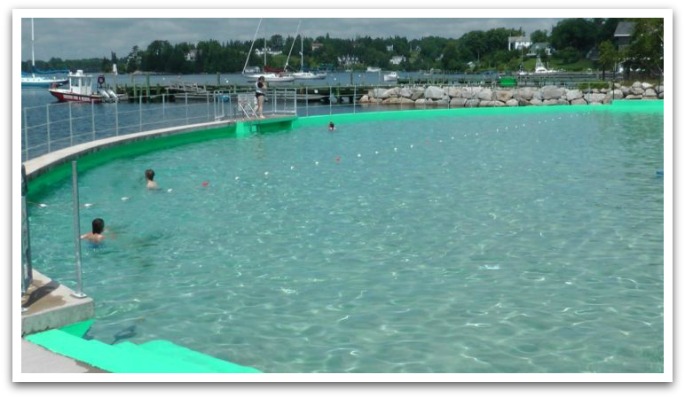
[614,21,636,51]
[526,42,553,57]
[338,54,359,67]
[185,49,197,62]
[311,42,323,52]
[508,36,531,51]
[389,55,406,65]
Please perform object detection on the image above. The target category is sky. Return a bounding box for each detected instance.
[17,12,568,62]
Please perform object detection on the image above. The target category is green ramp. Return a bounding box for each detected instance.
[25,325,260,373]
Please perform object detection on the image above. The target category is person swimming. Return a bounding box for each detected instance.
[81,217,105,244]
[328,121,335,131]
[145,168,158,189]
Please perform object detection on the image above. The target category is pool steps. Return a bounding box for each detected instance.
[25,321,261,373]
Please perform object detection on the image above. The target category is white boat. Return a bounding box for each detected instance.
[21,19,68,87]
[533,57,558,74]
[366,66,381,72]
[48,70,119,103]
[383,71,399,82]
[242,19,294,83]
[292,34,326,80]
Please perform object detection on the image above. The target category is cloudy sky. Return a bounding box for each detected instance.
[15,7,654,62]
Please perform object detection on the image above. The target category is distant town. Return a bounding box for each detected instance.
[22,18,663,79]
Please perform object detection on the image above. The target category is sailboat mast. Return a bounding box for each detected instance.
[30,18,36,68]
[242,18,262,74]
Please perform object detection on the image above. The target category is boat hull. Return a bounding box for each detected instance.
[21,77,68,88]
[48,89,104,104]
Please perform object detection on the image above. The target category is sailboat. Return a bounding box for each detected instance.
[22,19,69,88]
[242,19,294,83]
[292,34,326,80]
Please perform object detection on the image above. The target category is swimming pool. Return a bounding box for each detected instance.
[27,103,665,373]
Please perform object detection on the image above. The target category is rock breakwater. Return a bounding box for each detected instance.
[359,81,664,107]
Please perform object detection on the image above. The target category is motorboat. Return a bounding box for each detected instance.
[383,71,399,82]
[292,71,326,80]
[366,66,381,72]
[533,57,558,74]
[48,70,119,103]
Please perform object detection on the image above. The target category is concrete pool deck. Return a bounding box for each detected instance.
[21,270,102,374]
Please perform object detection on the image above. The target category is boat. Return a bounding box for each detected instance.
[366,66,381,73]
[292,34,326,80]
[48,70,119,103]
[242,19,294,83]
[383,71,399,82]
[21,19,68,88]
[532,56,558,74]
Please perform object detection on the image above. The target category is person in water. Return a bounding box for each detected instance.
[328,121,336,131]
[255,76,267,119]
[81,217,105,244]
[145,168,158,189]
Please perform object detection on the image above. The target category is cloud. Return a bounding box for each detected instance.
[21,14,563,61]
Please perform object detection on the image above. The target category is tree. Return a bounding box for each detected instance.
[598,40,618,80]
[549,19,599,55]
[530,30,548,44]
[626,18,664,78]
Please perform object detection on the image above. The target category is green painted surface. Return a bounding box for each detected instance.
[26,326,261,373]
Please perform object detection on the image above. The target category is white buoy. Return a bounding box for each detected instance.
[121,196,129,201]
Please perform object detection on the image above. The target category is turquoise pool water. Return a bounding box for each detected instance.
[28,107,664,373]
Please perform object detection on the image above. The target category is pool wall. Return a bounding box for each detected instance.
[292,99,664,130]
[25,100,663,203]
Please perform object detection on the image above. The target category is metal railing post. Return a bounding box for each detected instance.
[23,110,29,160]
[46,105,51,153]
[91,101,96,141]
[115,101,119,136]
[354,85,357,114]
[139,94,143,132]
[21,164,33,296]
[70,161,87,299]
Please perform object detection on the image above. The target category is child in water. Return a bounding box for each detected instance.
[81,218,105,244]
[145,169,158,189]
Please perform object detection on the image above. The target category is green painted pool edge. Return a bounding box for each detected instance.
[27,100,663,203]
[25,320,262,373]
[292,99,664,129]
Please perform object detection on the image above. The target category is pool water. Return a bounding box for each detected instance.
[28,108,665,373]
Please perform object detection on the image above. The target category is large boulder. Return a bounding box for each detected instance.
[541,85,564,100]
[424,86,445,100]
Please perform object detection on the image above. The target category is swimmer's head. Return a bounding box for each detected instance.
[92,218,105,234]
[145,169,155,181]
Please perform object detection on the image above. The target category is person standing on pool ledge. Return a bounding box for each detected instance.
[255,76,267,119]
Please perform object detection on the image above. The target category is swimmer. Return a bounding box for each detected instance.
[81,218,105,244]
[328,121,335,131]
[145,169,158,190]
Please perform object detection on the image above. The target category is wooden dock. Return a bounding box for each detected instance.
[113,72,606,104]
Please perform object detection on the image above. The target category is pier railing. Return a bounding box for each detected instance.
[21,89,298,162]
